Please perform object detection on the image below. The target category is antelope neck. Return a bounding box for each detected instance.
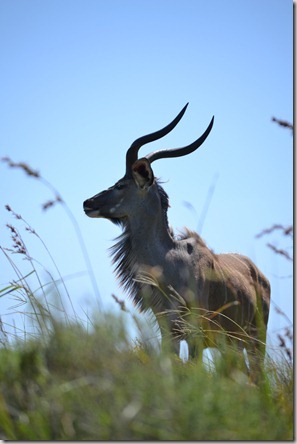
[128,211,174,259]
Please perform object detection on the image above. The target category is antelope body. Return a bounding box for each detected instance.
[83,104,270,372]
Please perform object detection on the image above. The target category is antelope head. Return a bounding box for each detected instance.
[83,104,214,225]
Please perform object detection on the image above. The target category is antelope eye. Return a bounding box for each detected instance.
[115,182,126,190]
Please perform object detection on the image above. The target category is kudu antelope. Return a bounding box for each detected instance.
[83,104,270,375]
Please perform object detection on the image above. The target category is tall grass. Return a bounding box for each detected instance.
[0,158,293,440]
[0,309,293,440]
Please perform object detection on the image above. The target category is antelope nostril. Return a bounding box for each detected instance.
[83,198,93,209]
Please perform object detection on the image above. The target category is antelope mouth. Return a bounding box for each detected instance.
[84,207,100,218]
[83,203,118,220]
[83,200,101,218]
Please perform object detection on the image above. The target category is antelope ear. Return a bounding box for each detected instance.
[132,158,154,189]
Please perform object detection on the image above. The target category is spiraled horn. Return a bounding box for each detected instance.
[125,103,189,175]
[146,116,214,163]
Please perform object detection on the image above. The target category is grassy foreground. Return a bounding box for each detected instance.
[0,310,293,441]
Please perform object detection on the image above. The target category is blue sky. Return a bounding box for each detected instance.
[0,0,293,355]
